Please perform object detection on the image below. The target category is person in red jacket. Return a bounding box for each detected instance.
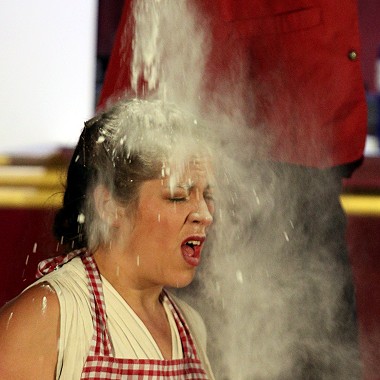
[99,0,367,171]
[97,1,367,378]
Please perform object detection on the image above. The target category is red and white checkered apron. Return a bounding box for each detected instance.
[37,251,209,379]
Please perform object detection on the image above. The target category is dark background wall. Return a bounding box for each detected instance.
[358,0,380,92]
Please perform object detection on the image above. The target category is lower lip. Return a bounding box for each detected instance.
[181,245,201,267]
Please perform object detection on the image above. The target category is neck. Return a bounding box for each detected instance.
[92,247,164,311]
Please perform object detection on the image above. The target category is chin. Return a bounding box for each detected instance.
[168,269,197,289]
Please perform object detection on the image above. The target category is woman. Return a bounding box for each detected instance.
[0,99,216,379]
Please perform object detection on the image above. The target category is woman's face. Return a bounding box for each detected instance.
[117,158,215,289]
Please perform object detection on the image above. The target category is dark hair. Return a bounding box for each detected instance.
[54,98,209,252]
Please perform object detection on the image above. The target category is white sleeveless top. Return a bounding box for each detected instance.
[32,256,211,379]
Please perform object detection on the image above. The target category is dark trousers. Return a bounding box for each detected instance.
[249,162,361,379]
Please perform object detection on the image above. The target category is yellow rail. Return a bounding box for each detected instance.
[0,165,380,214]
[1,192,379,216]
[0,187,63,208]
[340,194,380,216]
[0,166,64,188]
[0,166,64,208]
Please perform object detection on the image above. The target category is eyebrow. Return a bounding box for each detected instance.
[164,183,214,192]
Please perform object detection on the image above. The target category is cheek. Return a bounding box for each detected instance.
[155,203,188,224]
[152,206,187,241]
[137,202,188,241]
[207,201,215,216]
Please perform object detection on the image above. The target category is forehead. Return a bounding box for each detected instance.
[163,157,214,183]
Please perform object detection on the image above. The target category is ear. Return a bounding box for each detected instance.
[93,185,123,227]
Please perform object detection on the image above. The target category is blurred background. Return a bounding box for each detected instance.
[0,0,379,378]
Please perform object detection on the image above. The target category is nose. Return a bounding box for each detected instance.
[187,198,214,226]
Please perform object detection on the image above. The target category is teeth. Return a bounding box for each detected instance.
[187,240,201,246]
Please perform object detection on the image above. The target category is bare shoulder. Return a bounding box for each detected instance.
[0,282,60,379]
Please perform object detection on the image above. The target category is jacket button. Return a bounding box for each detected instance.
[348,50,358,61]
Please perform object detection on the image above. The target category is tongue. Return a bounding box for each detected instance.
[181,244,194,257]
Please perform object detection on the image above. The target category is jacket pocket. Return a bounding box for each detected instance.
[232,7,322,38]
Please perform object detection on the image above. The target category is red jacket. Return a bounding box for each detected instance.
[99,0,367,169]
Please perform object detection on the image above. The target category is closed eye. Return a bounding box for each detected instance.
[204,193,214,202]
[168,196,189,203]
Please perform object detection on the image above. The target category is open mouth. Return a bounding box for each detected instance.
[181,237,205,266]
